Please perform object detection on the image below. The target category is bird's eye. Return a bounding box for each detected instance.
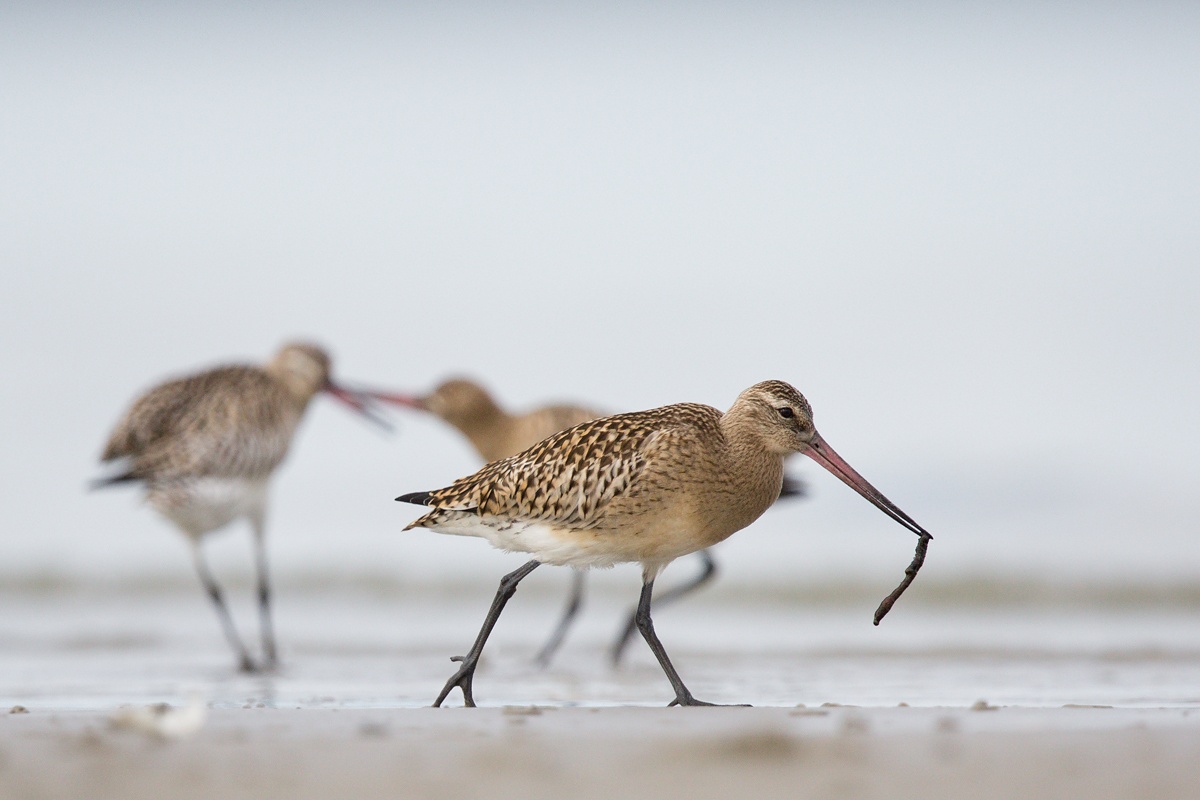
[777,407,795,419]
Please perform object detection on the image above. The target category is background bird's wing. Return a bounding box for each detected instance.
[526,404,606,437]
[101,374,199,463]
[99,367,294,481]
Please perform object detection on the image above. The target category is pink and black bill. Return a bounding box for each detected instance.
[802,431,933,625]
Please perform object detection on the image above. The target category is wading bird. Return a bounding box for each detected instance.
[94,342,390,673]
[397,380,931,707]
[373,378,806,665]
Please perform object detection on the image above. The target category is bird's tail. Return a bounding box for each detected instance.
[778,473,808,500]
[395,491,434,506]
[88,471,141,491]
[395,491,437,531]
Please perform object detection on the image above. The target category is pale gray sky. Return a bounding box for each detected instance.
[2,2,1198,589]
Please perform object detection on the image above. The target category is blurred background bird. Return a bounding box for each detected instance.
[93,341,391,672]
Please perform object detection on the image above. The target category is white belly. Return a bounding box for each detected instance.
[422,515,624,569]
[148,477,270,538]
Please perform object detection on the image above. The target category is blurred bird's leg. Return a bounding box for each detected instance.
[189,539,258,674]
[250,512,278,671]
[534,569,586,668]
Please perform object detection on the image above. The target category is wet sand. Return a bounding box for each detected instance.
[4,580,1200,798]
[4,705,1200,800]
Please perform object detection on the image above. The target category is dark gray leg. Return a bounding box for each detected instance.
[634,576,717,707]
[251,515,278,671]
[435,559,541,708]
[189,539,257,673]
[612,550,717,666]
[534,569,586,668]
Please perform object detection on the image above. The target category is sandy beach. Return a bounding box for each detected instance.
[4,579,1200,799]
[4,705,1200,800]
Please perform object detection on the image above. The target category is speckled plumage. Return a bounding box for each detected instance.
[404,382,805,573]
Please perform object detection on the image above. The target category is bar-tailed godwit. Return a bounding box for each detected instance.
[373,378,807,666]
[94,342,389,673]
[397,380,931,707]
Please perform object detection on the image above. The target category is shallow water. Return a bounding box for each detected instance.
[5,577,1200,713]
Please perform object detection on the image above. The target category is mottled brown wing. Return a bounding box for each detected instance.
[101,366,296,481]
[417,403,721,529]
